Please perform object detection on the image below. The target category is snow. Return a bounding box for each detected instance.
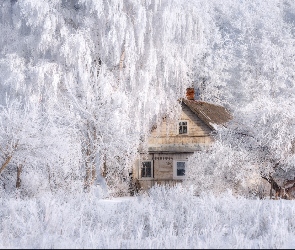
[1,0,295,248]
[99,196,137,204]
[0,186,295,248]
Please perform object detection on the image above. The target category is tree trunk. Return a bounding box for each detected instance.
[84,162,92,190]
[84,122,99,191]
[91,164,96,183]
[16,164,22,188]
[102,155,107,178]
[84,150,96,190]
[262,175,281,199]
[84,165,96,189]
[119,50,125,70]
[270,179,273,199]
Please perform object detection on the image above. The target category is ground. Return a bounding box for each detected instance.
[1,186,295,248]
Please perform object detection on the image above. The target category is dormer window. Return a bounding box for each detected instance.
[178,121,188,134]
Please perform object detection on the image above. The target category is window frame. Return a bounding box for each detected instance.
[139,160,153,179]
[173,160,187,179]
[178,120,189,135]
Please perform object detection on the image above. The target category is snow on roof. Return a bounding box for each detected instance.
[181,98,232,130]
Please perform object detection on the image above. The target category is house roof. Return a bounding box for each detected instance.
[181,98,232,130]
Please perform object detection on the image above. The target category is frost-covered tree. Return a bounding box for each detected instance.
[0,97,81,196]
[187,97,295,198]
[191,0,295,107]
[2,0,295,197]
[0,0,207,195]
[185,0,295,199]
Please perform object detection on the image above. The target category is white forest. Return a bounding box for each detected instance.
[1,0,295,248]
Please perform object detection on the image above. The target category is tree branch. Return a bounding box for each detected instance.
[0,155,12,174]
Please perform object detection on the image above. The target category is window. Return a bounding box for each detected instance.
[178,121,188,134]
[176,161,186,176]
[173,160,187,179]
[141,161,153,178]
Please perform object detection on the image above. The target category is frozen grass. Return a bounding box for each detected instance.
[1,185,295,249]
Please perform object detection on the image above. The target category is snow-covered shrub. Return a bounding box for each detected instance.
[185,142,265,197]
[1,185,295,248]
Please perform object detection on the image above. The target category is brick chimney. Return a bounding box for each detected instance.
[186,88,195,100]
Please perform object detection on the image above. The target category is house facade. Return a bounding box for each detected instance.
[132,88,232,190]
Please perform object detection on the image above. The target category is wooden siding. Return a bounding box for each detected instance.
[135,153,193,189]
[132,103,216,191]
[148,104,213,152]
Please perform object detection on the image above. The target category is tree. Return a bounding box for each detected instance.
[0,97,82,195]
[186,97,295,199]
[184,0,295,199]
[0,0,205,195]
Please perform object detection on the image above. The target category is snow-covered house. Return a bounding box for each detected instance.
[132,88,232,190]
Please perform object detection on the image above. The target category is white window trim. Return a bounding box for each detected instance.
[178,120,189,135]
[173,160,187,180]
[139,160,154,180]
